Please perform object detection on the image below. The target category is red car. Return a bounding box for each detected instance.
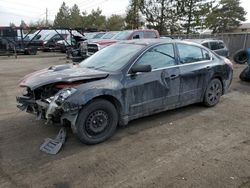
[80,29,160,58]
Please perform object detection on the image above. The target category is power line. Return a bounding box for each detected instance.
[0,0,42,9]
[77,0,97,7]
[0,5,44,14]
[79,0,109,10]
[107,8,127,15]
[0,10,42,19]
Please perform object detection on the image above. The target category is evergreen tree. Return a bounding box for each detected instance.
[206,0,246,33]
[178,0,213,34]
[54,2,71,27]
[70,4,82,28]
[139,0,181,34]
[85,8,106,30]
[20,20,27,28]
[9,22,16,27]
[107,14,125,30]
[125,0,143,29]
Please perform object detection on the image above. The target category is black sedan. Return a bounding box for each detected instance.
[17,39,233,144]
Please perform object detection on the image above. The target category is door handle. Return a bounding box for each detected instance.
[206,66,211,70]
[170,74,179,79]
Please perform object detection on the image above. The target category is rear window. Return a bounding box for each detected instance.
[202,42,209,48]
[210,41,225,50]
[145,31,157,39]
[132,32,144,39]
[218,42,225,49]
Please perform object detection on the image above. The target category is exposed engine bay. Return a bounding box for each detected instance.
[17,83,76,124]
[16,63,109,128]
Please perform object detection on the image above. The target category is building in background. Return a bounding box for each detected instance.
[233,23,250,33]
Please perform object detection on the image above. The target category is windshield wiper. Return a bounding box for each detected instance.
[86,66,95,69]
[93,65,106,70]
[86,65,106,70]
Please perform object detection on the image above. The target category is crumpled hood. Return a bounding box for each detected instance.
[19,64,109,90]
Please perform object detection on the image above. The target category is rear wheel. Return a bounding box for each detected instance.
[204,79,223,107]
[75,99,118,144]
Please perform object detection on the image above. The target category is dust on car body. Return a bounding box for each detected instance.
[17,39,233,144]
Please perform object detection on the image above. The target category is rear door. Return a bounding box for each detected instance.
[125,43,180,117]
[176,43,212,103]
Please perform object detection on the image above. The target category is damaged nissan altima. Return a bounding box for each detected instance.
[17,39,233,144]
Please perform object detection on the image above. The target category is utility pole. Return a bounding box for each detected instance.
[46,8,48,26]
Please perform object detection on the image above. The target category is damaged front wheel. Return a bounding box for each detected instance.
[75,99,118,144]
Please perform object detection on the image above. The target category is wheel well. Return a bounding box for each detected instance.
[212,76,224,94]
[91,95,122,116]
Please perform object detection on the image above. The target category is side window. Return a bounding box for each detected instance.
[135,44,176,70]
[51,35,62,42]
[218,42,225,49]
[177,44,208,64]
[146,31,157,39]
[202,49,211,60]
[210,42,220,50]
[132,32,144,39]
[202,42,209,48]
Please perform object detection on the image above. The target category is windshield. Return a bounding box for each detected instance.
[101,32,118,39]
[79,43,145,72]
[113,31,133,40]
[94,33,106,39]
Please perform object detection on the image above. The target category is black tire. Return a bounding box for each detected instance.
[75,99,118,144]
[233,50,248,64]
[204,79,223,107]
[240,66,250,82]
[30,48,37,55]
[25,48,37,55]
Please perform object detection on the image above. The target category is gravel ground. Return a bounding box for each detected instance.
[0,54,249,188]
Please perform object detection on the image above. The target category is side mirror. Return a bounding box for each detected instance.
[131,64,152,74]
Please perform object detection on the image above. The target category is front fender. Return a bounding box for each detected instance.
[65,78,124,108]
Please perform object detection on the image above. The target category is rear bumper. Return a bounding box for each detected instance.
[223,69,233,94]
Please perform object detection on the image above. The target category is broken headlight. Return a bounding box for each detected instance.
[55,88,77,105]
[18,86,30,96]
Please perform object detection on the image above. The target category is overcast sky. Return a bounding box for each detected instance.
[0,0,250,26]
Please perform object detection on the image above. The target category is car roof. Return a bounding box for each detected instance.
[185,38,224,44]
[118,39,171,46]
[118,39,206,48]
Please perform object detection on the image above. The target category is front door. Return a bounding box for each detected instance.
[124,43,180,117]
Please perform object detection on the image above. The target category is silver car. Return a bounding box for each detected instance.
[186,39,229,57]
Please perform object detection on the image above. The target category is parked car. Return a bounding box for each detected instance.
[69,31,119,61]
[56,35,87,53]
[17,39,233,144]
[0,37,37,55]
[78,29,160,60]
[84,32,106,40]
[42,33,68,51]
[186,39,229,57]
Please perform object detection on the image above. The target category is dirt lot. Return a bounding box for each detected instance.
[0,54,250,188]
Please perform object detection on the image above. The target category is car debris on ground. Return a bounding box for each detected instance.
[40,127,67,155]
